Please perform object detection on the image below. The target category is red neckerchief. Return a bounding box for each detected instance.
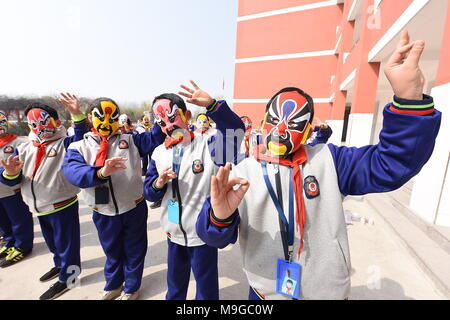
[91,128,110,167]
[195,128,208,135]
[164,131,195,149]
[31,139,58,178]
[0,134,17,148]
[244,135,250,155]
[254,144,308,258]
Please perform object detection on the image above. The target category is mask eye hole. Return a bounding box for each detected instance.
[168,114,177,123]
[268,115,279,125]
[93,109,105,121]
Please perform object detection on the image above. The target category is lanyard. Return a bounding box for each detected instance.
[172,145,185,200]
[261,161,294,262]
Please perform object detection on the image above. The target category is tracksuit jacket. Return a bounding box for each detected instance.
[144,100,245,247]
[0,136,28,198]
[0,135,33,253]
[62,125,165,215]
[196,96,441,300]
[0,123,87,215]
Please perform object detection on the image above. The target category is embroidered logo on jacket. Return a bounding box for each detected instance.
[3,146,14,154]
[119,140,129,149]
[47,148,57,157]
[192,159,204,174]
[303,176,320,199]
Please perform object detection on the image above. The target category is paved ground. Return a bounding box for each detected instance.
[0,196,446,300]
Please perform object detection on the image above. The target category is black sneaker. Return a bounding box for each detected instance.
[150,199,162,209]
[0,247,31,268]
[0,246,14,260]
[39,281,69,300]
[40,267,61,282]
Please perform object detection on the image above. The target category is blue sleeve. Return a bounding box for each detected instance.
[196,197,240,249]
[143,159,167,202]
[62,149,108,188]
[207,101,245,166]
[132,125,165,157]
[328,104,441,196]
[64,119,88,150]
[309,126,333,147]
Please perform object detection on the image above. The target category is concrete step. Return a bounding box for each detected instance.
[365,192,450,299]
[388,188,450,254]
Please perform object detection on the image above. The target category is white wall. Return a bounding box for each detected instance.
[326,119,344,145]
[346,113,374,147]
[410,82,450,226]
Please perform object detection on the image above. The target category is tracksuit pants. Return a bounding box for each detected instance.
[166,239,219,300]
[248,287,263,300]
[38,202,81,283]
[93,200,148,294]
[0,192,34,253]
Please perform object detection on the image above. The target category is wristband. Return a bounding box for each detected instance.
[210,208,236,227]
[97,167,108,180]
[152,178,164,191]
[71,112,87,124]
[206,99,218,112]
[2,171,21,180]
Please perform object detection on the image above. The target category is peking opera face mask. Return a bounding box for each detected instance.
[262,88,314,157]
[142,114,152,128]
[27,109,57,140]
[153,98,189,140]
[0,111,9,135]
[241,116,252,136]
[196,114,210,132]
[91,100,120,136]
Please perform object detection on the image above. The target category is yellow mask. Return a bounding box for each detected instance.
[142,115,151,128]
[92,100,120,136]
[196,114,210,131]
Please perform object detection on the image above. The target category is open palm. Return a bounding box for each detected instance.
[179,80,214,107]
[59,92,82,115]
[211,163,250,220]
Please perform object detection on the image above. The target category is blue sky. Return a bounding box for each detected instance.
[0,0,238,108]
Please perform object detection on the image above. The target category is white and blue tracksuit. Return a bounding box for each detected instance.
[62,125,165,294]
[144,101,245,300]
[196,96,441,300]
[0,120,88,283]
[0,136,33,254]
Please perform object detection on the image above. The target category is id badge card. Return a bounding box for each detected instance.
[276,259,301,299]
[168,200,180,224]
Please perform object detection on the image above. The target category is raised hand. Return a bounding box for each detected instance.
[99,157,127,177]
[154,167,177,189]
[0,155,24,176]
[59,92,82,115]
[384,30,425,100]
[211,163,250,220]
[179,80,214,107]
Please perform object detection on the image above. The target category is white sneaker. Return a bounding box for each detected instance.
[117,291,139,300]
[101,286,123,300]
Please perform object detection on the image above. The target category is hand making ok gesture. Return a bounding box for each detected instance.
[210,163,250,220]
